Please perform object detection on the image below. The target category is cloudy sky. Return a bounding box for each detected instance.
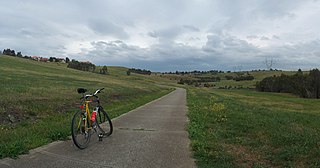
[1,0,320,71]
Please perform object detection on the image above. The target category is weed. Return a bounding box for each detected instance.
[187,87,320,167]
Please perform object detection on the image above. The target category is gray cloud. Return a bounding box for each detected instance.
[272,35,281,40]
[152,26,183,40]
[148,31,158,38]
[247,35,259,39]
[148,25,200,40]
[72,33,320,72]
[1,0,320,71]
[203,34,259,55]
[260,36,270,41]
[183,25,200,32]
[88,19,129,39]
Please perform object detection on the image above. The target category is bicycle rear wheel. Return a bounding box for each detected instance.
[71,111,91,149]
[96,107,113,137]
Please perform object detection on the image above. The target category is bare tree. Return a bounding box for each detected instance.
[233,65,242,72]
[265,58,273,70]
[233,65,243,76]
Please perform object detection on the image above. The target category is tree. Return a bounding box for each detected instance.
[16,52,22,57]
[308,69,320,99]
[127,70,131,76]
[99,66,108,74]
[3,48,16,56]
[256,69,320,99]
[128,68,152,75]
[10,50,15,56]
[66,57,70,63]
[297,68,303,75]
[233,65,242,72]
[67,59,96,72]
[49,57,54,62]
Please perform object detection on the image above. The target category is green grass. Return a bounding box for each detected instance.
[0,55,174,158]
[164,70,296,89]
[187,87,320,167]
[214,71,296,89]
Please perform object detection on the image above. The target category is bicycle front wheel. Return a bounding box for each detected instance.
[96,107,113,137]
[71,111,91,149]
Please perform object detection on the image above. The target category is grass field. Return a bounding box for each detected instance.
[0,55,174,158]
[163,70,296,89]
[2,54,320,167]
[187,87,320,167]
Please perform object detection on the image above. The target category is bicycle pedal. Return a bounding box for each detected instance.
[98,134,103,141]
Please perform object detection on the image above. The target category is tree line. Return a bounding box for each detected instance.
[2,48,105,74]
[177,76,220,86]
[225,75,254,81]
[233,75,254,81]
[67,59,96,72]
[127,68,151,75]
[256,69,320,99]
[163,70,224,75]
[2,48,69,63]
[2,48,22,57]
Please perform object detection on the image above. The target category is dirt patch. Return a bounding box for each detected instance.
[109,93,123,100]
[0,106,24,125]
[225,143,273,168]
[290,123,305,132]
[55,102,78,113]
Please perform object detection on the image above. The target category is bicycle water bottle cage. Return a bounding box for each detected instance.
[77,88,87,94]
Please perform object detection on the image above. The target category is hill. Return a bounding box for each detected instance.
[0,55,174,158]
[3,54,320,166]
[161,70,296,89]
[159,69,320,166]
[187,87,320,167]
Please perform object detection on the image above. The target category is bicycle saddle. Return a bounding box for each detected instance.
[77,88,87,94]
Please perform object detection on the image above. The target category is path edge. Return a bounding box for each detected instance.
[0,88,178,165]
[111,88,178,122]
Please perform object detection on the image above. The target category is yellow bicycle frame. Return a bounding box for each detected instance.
[77,100,93,131]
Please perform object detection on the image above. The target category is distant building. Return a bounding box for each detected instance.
[40,57,49,62]
[32,56,40,61]
[57,58,66,63]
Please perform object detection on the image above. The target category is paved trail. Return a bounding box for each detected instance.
[0,88,195,168]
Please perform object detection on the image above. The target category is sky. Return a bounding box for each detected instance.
[1,0,320,71]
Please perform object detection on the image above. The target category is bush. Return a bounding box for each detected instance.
[67,60,95,72]
[256,69,320,99]
[128,68,151,75]
[234,75,254,81]
[225,76,233,80]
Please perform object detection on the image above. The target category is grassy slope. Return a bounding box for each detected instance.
[187,87,320,167]
[3,55,319,167]
[163,70,296,89]
[0,55,174,158]
[215,71,296,89]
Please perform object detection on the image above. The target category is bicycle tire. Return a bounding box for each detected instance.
[71,111,91,149]
[96,107,113,137]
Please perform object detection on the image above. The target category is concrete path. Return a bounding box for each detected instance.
[0,88,195,168]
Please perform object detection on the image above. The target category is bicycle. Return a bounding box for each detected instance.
[71,88,113,149]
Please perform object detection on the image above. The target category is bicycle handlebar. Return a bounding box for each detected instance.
[93,88,104,96]
[79,88,104,100]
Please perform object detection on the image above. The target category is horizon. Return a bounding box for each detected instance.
[1,0,320,71]
[2,52,316,73]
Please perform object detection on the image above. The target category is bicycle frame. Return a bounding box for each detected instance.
[78,100,93,132]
